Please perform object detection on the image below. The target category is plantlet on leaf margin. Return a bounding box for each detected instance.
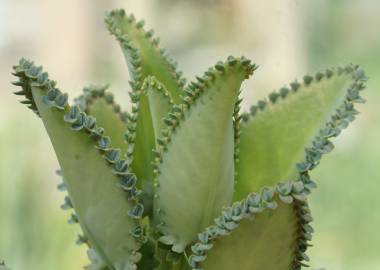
[10,7,367,270]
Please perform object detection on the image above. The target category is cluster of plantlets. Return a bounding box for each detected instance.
[9,8,367,270]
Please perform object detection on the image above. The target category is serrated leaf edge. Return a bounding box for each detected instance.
[188,181,313,270]
[241,64,367,192]
[104,9,187,93]
[152,56,257,252]
[74,84,130,124]
[12,58,146,268]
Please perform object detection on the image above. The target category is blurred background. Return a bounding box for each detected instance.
[0,0,378,269]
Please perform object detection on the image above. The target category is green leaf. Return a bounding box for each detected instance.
[74,84,128,152]
[189,185,313,270]
[125,80,155,216]
[105,9,185,103]
[235,65,367,200]
[84,248,109,270]
[105,9,186,216]
[153,57,256,252]
[12,59,144,270]
[142,76,175,138]
[125,76,175,217]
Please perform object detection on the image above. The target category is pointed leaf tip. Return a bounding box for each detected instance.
[154,57,256,252]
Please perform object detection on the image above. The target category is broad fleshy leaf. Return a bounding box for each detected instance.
[189,184,313,270]
[235,65,367,200]
[153,57,256,252]
[12,59,144,270]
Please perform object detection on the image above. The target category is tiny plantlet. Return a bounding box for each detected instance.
[9,8,367,270]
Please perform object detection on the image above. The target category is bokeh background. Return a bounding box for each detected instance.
[0,0,379,269]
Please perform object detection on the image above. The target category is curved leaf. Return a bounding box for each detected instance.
[12,59,144,270]
[105,9,187,216]
[235,65,367,200]
[153,57,257,252]
[103,7,181,212]
[105,9,185,103]
[189,183,313,270]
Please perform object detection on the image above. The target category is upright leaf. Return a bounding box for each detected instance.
[12,59,144,270]
[123,76,175,216]
[105,8,186,213]
[235,66,367,200]
[142,76,175,138]
[105,9,185,103]
[153,57,256,252]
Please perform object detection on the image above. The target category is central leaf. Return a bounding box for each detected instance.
[154,58,256,252]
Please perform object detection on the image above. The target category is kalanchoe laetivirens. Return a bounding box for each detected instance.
[10,7,367,270]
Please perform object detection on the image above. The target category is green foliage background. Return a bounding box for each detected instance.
[0,0,378,269]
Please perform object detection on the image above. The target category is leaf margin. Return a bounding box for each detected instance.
[188,181,313,270]
[236,64,367,199]
[152,56,257,253]
[12,58,147,269]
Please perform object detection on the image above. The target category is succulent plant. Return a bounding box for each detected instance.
[10,8,367,270]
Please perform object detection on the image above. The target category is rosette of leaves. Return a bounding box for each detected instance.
[10,8,367,270]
